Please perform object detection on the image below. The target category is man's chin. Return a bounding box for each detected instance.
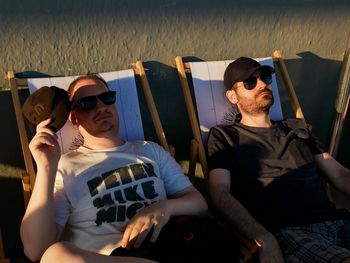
[259,96,274,106]
[256,101,273,113]
[93,122,116,133]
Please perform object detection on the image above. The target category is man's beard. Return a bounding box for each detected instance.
[238,89,274,115]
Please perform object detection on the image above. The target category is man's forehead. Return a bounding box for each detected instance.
[72,79,108,97]
[75,78,107,89]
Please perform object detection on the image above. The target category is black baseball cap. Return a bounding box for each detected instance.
[223,57,275,90]
[22,86,71,133]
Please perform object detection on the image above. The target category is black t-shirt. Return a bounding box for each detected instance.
[207,119,349,232]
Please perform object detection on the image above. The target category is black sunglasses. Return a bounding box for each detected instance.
[241,72,273,90]
[72,91,116,111]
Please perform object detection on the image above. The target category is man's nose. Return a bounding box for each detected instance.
[95,98,105,109]
[256,77,267,88]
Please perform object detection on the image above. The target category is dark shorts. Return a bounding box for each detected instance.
[276,220,350,263]
[110,216,240,263]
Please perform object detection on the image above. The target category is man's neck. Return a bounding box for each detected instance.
[82,133,125,150]
[240,113,272,128]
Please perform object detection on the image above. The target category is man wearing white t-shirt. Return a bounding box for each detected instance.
[20,74,208,263]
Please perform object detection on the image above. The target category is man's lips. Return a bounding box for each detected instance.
[93,113,112,122]
[257,90,272,97]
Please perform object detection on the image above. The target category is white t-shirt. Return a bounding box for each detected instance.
[54,140,191,255]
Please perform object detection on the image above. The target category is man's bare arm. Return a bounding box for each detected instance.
[209,168,284,263]
[20,119,63,261]
[121,185,207,249]
[315,152,350,196]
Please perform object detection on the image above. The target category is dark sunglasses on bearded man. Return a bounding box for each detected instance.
[71,91,116,111]
[240,71,273,90]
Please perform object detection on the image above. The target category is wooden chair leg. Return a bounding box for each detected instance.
[22,173,31,208]
[0,229,10,263]
[188,139,199,182]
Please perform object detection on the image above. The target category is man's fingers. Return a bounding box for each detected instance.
[121,224,131,248]
[126,223,145,248]
[150,220,164,243]
[121,223,141,248]
[122,219,158,249]
[36,118,52,130]
[121,210,169,248]
[133,224,152,248]
[31,132,58,148]
[36,128,58,139]
[38,134,57,147]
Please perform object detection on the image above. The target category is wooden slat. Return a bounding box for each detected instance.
[175,56,208,179]
[273,50,305,121]
[329,48,350,156]
[188,139,199,182]
[133,61,171,154]
[12,77,28,87]
[8,71,35,207]
[22,173,31,208]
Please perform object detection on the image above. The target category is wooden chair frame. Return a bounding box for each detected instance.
[8,60,171,208]
[4,62,172,263]
[175,49,304,181]
[175,50,304,262]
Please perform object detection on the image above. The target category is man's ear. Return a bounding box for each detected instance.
[69,111,78,125]
[226,89,238,104]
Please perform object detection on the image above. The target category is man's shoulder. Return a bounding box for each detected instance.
[279,118,311,132]
[208,124,239,147]
[280,118,308,128]
[127,140,160,149]
[126,140,167,156]
[210,124,238,134]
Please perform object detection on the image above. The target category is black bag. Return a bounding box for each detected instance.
[111,216,240,263]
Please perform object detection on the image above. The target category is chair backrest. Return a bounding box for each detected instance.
[27,70,144,154]
[175,50,304,180]
[175,50,306,262]
[189,57,283,144]
[8,61,170,207]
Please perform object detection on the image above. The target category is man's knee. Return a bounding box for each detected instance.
[41,241,85,263]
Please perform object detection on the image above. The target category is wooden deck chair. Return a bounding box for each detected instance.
[175,50,304,262]
[8,61,171,210]
[5,63,172,263]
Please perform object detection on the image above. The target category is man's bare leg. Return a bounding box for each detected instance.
[40,241,158,263]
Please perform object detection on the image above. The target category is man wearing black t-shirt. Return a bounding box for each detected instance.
[207,57,350,263]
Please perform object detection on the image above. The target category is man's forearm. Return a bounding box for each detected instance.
[212,188,272,246]
[20,167,59,261]
[315,153,350,196]
[167,186,208,217]
[212,189,286,262]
